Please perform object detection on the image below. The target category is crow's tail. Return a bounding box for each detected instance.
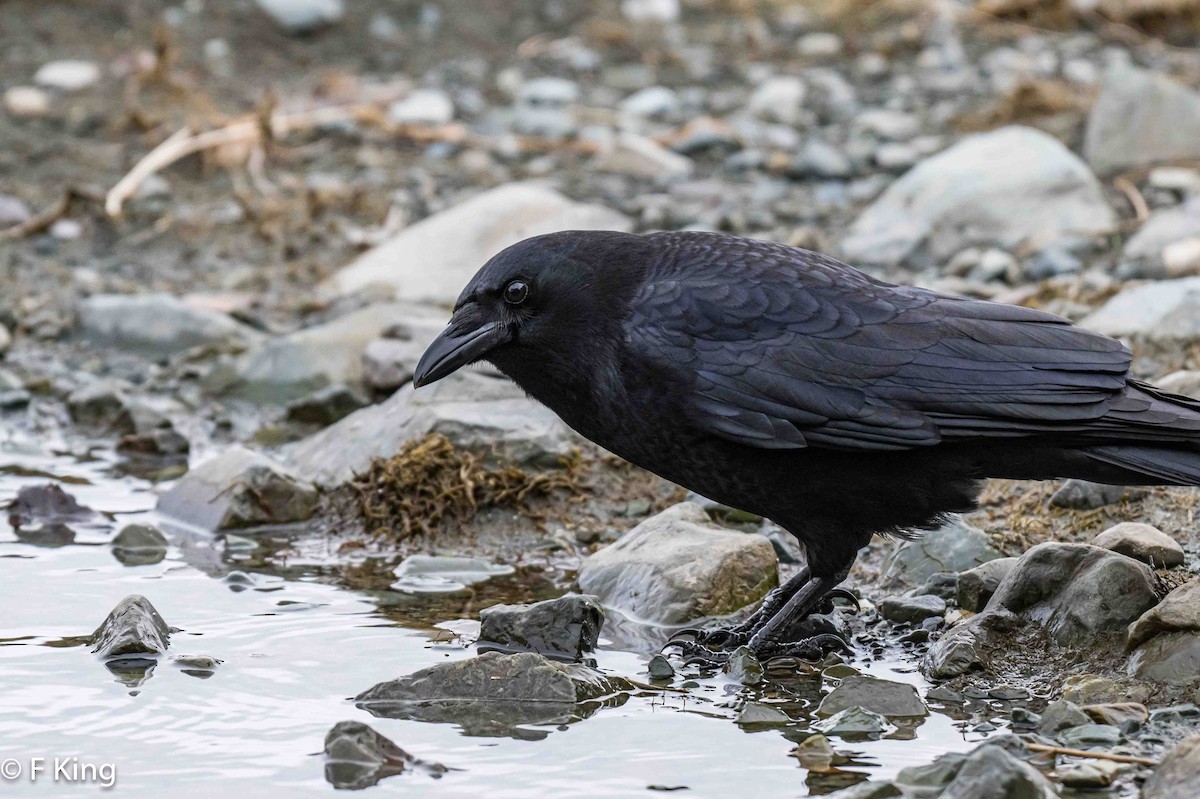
[1075,380,1200,486]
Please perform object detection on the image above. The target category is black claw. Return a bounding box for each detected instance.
[822,588,862,614]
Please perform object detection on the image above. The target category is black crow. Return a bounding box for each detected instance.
[414,230,1200,663]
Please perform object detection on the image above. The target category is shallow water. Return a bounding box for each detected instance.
[0,434,991,797]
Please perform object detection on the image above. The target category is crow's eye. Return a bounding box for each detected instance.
[503,280,530,305]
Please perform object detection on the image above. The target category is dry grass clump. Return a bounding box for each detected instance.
[954,79,1095,131]
[351,434,584,540]
[976,0,1200,38]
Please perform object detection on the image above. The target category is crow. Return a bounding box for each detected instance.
[414,230,1200,663]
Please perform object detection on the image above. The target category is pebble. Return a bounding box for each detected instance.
[797,32,843,59]
[879,594,947,624]
[619,86,679,119]
[647,654,675,679]
[621,0,679,24]
[722,646,764,685]
[747,76,806,126]
[0,324,10,356]
[255,0,344,34]
[388,89,454,126]
[49,218,82,240]
[4,86,49,117]
[34,60,100,91]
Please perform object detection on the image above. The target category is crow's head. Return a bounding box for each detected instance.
[414,230,646,390]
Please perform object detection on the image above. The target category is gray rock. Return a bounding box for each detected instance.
[478,594,604,660]
[1127,579,1200,684]
[7,483,98,530]
[1092,522,1185,568]
[354,651,633,738]
[255,0,343,34]
[323,721,448,790]
[67,380,141,435]
[814,706,893,737]
[324,184,630,303]
[229,303,442,402]
[940,744,1058,799]
[362,336,429,393]
[1040,699,1093,736]
[515,78,579,138]
[1049,479,1146,509]
[823,782,902,799]
[286,371,576,488]
[1058,760,1121,790]
[795,138,854,179]
[647,654,674,679]
[1058,723,1122,748]
[387,89,454,126]
[90,594,171,658]
[747,76,807,126]
[956,557,1017,612]
[77,294,261,359]
[817,675,928,718]
[1081,276,1200,343]
[841,126,1115,267]
[879,594,947,624]
[722,646,764,685]
[1123,200,1200,273]
[1158,370,1200,399]
[110,524,168,566]
[1143,733,1200,799]
[1082,702,1148,727]
[881,515,1002,587]
[576,503,778,625]
[0,195,32,227]
[34,60,100,91]
[1084,65,1200,175]
[735,702,790,725]
[619,86,679,119]
[855,109,920,141]
[915,572,960,602]
[286,385,369,426]
[157,446,318,531]
[594,133,694,181]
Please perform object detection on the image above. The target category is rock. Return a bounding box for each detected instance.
[956,557,1017,613]
[0,195,31,228]
[594,133,694,181]
[1123,200,1200,275]
[621,0,679,23]
[841,126,1115,267]
[940,744,1058,799]
[323,721,448,790]
[1057,759,1121,789]
[255,0,343,34]
[619,86,679,119]
[747,76,807,126]
[478,594,604,660]
[0,324,10,356]
[66,380,140,435]
[355,651,633,738]
[576,503,778,625]
[157,446,318,531]
[1143,733,1200,799]
[797,32,843,59]
[286,371,575,488]
[647,654,674,679]
[111,523,168,567]
[228,303,442,402]
[1049,479,1146,509]
[814,706,893,738]
[878,594,946,624]
[1082,702,1148,727]
[7,483,97,530]
[794,138,854,179]
[817,675,928,718]
[3,86,49,117]
[387,89,454,125]
[1084,65,1200,175]
[736,702,790,725]
[362,336,429,393]
[90,595,171,658]
[392,555,515,593]
[792,733,835,770]
[323,184,630,303]
[722,645,764,685]
[1039,699,1091,736]
[515,78,578,138]
[1061,674,1153,705]
[923,609,1020,679]
[34,60,100,91]
[1127,579,1200,684]
[1092,522,1184,568]
[1160,371,1200,398]
[855,109,920,141]
[1081,276,1200,343]
[881,515,1002,587]
[50,219,81,240]
[824,782,902,799]
[915,572,960,602]
[1058,723,1122,748]
[77,294,261,359]
[286,385,368,426]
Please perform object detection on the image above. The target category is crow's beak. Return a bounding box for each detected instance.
[413,317,510,388]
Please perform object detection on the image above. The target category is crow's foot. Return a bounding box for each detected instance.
[666,632,851,670]
[662,587,860,654]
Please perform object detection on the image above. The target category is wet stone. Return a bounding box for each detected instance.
[815,706,893,738]
[735,702,790,726]
[323,721,448,790]
[722,646,764,685]
[1058,760,1121,790]
[285,384,369,426]
[647,654,675,679]
[1058,723,1122,749]
[90,595,171,659]
[111,523,168,566]
[926,685,965,704]
[392,555,514,594]
[956,557,1017,613]
[879,594,946,624]
[818,675,928,718]
[1010,708,1041,729]
[477,594,604,661]
[7,483,96,529]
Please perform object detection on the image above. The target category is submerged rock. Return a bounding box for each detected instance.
[1091,522,1185,568]
[577,502,778,625]
[1143,733,1200,799]
[157,446,318,531]
[77,293,261,359]
[90,595,171,658]
[841,126,1115,267]
[817,675,928,718]
[814,706,893,738]
[956,557,1017,613]
[286,371,575,488]
[478,594,604,660]
[323,183,630,304]
[355,651,633,739]
[881,515,1001,587]
[111,523,168,566]
[323,721,448,790]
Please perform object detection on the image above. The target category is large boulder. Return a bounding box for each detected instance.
[840,126,1115,267]
[323,183,631,305]
[1126,579,1200,684]
[77,293,262,359]
[157,446,319,531]
[285,371,575,488]
[1081,276,1200,344]
[1084,65,1200,175]
[1143,733,1200,799]
[577,503,778,625]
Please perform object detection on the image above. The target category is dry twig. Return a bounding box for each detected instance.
[1027,743,1159,766]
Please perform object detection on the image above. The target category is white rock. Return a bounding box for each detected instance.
[747,76,807,126]
[841,126,1115,267]
[797,32,843,58]
[515,78,579,137]
[621,0,679,23]
[1082,276,1200,342]
[255,0,344,34]
[619,86,679,119]
[0,324,10,355]
[1084,65,1200,175]
[50,219,82,240]
[854,109,920,141]
[323,183,631,304]
[4,86,49,117]
[34,60,100,91]
[1164,237,1200,276]
[594,132,693,181]
[77,293,263,359]
[1123,200,1200,264]
[387,89,454,125]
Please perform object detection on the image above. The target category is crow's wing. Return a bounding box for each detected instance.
[624,233,1134,452]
